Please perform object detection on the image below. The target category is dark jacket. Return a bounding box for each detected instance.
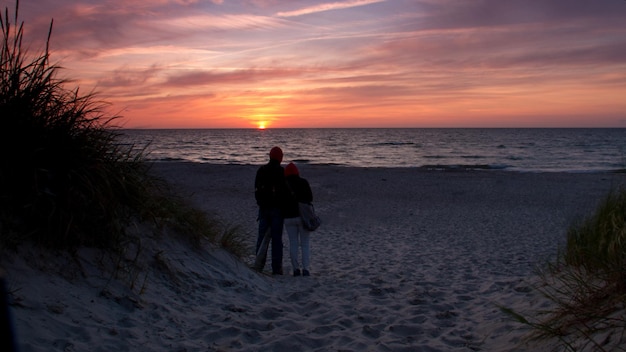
[255,160,288,209]
[284,175,313,219]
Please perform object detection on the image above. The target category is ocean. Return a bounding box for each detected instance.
[118,128,626,173]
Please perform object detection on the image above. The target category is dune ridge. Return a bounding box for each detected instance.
[3,163,622,351]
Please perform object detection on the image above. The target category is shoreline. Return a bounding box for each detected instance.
[148,159,626,174]
[4,163,625,351]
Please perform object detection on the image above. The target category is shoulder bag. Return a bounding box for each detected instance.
[299,202,321,231]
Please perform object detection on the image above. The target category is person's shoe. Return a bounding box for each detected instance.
[302,270,310,277]
[293,269,301,277]
[272,270,283,275]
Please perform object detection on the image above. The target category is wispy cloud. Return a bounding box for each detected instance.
[275,0,385,17]
[161,14,287,31]
[11,0,626,128]
[163,68,303,87]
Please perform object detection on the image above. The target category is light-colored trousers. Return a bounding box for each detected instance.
[284,217,311,272]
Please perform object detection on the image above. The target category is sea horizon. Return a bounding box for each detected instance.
[121,127,625,130]
[118,128,626,173]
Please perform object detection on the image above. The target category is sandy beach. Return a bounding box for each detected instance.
[2,163,624,351]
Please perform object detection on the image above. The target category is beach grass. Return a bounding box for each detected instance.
[507,187,626,351]
[0,3,247,256]
[565,187,626,279]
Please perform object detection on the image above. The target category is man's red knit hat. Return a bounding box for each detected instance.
[269,146,283,162]
[285,162,299,176]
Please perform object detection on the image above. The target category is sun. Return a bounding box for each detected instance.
[257,121,267,129]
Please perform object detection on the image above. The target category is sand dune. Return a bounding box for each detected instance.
[2,163,623,351]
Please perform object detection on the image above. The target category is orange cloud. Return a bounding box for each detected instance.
[18,0,626,128]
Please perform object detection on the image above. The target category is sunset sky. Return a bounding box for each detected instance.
[10,0,626,128]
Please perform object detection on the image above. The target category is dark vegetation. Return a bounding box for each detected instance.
[0,2,247,257]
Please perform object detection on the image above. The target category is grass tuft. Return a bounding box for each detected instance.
[0,2,249,258]
[503,187,626,351]
[564,188,626,287]
[1,1,145,247]
[217,224,250,259]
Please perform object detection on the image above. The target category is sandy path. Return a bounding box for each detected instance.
[150,163,621,351]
